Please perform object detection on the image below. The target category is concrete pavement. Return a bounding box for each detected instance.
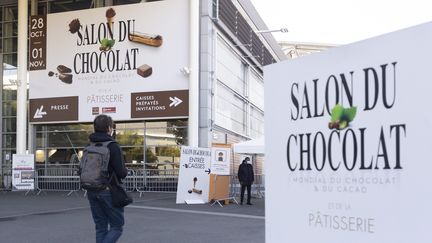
[0,191,264,243]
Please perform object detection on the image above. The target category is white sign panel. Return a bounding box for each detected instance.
[265,22,432,243]
[29,0,189,123]
[12,154,35,191]
[176,146,211,204]
[211,147,231,175]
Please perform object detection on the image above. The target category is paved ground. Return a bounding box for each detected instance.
[0,191,264,243]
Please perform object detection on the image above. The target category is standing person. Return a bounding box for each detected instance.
[86,114,128,243]
[237,157,254,205]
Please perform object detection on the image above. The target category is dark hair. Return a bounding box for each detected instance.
[93,114,113,133]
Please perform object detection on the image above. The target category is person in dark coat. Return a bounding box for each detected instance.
[87,114,128,243]
[237,157,254,205]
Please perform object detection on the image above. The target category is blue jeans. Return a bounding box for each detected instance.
[88,190,124,243]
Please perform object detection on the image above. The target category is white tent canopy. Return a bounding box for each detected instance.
[233,137,264,154]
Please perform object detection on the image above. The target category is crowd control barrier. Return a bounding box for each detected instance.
[31,167,265,198]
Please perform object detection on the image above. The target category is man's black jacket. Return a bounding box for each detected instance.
[238,161,254,185]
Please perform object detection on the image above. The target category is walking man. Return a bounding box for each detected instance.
[84,114,128,243]
[238,157,254,205]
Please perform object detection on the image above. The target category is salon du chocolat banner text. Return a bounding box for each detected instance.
[265,22,432,243]
[29,0,189,123]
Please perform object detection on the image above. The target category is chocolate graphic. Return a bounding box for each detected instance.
[47,65,73,84]
[137,64,152,78]
[57,65,72,74]
[59,73,73,84]
[188,188,203,194]
[188,177,202,194]
[68,19,81,34]
[105,8,116,18]
[106,8,116,32]
[129,32,163,47]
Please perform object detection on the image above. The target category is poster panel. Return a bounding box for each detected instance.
[265,22,432,243]
[176,146,211,204]
[211,146,231,175]
[12,154,35,191]
[29,0,189,123]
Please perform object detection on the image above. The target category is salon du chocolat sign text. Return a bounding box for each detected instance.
[265,23,432,243]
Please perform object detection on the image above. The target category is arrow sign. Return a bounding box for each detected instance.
[169,96,183,107]
[33,105,47,119]
[205,168,211,174]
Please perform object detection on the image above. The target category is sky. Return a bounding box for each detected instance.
[250,0,432,45]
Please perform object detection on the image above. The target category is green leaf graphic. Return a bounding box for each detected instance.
[331,104,343,122]
[106,39,115,48]
[100,38,110,46]
[343,106,357,122]
[99,38,115,51]
[329,105,357,130]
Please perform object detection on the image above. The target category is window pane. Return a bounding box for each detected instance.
[249,71,264,110]
[146,127,178,146]
[1,149,16,164]
[4,7,18,22]
[46,124,92,132]
[122,146,144,166]
[47,148,80,166]
[2,54,17,67]
[2,134,16,148]
[216,37,245,95]
[146,145,180,170]
[3,37,17,52]
[250,107,264,139]
[2,101,16,116]
[49,0,92,13]
[115,122,145,130]
[36,131,45,148]
[2,118,16,133]
[116,129,144,148]
[215,83,246,134]
[47,130,91,148]
[2,87,17,101]
[3,23,17,37]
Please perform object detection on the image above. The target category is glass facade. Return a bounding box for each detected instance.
[215,36,264,139]
[33,120,187,170]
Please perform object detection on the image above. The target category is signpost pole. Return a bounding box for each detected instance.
[188,0,199,147]
[17,0,28,154]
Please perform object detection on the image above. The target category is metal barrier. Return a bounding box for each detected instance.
[31,167,265,198]
[123,169,136,192]
[36,167,81,195]
[136,169,179,196]
[0,166,12,190]
[230,174,265,198]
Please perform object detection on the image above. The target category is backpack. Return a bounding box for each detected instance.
[79,141,112,190]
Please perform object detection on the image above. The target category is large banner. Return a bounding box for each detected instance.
[176,146,211,204]
[29,0,189,123]
[265,23,432,242]
[12,155,35,191]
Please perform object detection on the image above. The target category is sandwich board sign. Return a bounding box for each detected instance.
[176,146,211,204]
[265,22,432,243]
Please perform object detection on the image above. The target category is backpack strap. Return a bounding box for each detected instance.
[90,141,113,147]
